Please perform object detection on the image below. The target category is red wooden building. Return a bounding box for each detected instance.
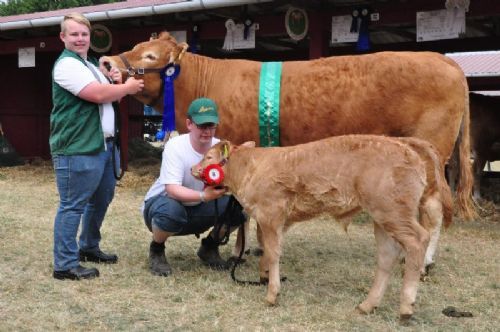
[0,0,499,161]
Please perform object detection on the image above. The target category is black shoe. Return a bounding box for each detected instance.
[197,237,229,270]
[149,249,172,277]
[79,249,118,264]
[53,265,99,280]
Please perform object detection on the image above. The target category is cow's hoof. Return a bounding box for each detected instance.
[252,248,264,256]
[420,263,435,281]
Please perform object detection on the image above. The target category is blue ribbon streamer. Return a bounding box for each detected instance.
[156,64,180,140]
[356,15,370,52]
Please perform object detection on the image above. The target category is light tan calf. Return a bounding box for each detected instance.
[234,136,453,274]
[192,135,452,321]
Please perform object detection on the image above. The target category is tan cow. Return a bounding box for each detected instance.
[100,32,475,221]
[191,135,453,322]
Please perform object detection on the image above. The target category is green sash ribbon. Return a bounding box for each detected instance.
[259,62,283,147]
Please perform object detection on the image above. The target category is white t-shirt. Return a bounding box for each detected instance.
[53,57,115,137]
[143,134,220,208]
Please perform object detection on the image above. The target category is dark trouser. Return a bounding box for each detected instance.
[143,194,246,236]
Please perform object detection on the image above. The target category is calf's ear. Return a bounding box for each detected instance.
[241,141,256,148]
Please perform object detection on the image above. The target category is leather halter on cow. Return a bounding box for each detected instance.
[100,31,476,221]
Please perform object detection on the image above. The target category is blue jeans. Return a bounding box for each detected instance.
[52,141,118,271]
[143,195,246,236]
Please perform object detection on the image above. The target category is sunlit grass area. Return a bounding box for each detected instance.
[0,162,498,331]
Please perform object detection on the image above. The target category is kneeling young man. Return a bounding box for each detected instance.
[142,98,246,276]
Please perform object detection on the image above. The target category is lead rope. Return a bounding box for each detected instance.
[209,196,263,285]
[111,100,124,180]
[211,197,233,246]
[229,222,288,286]
[229,221,265,285]
[87,61,124,180]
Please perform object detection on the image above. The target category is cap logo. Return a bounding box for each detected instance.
[198,106,214,113]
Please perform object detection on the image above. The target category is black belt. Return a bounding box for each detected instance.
[105,136,115,142]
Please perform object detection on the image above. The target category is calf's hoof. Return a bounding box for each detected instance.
[356,302,375,315]
[266,294,278,306]
[399,314,418,326]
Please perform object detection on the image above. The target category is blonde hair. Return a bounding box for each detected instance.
[61,12,90,32]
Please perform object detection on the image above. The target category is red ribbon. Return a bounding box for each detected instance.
[201,164,225,186]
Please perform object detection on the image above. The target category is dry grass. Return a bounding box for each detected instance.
[0,162,499,331]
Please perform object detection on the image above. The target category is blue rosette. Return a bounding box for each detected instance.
[157,63,181,140]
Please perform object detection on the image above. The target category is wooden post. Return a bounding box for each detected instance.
[308,11,327,60]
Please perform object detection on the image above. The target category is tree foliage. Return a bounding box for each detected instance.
[0,0,120,16]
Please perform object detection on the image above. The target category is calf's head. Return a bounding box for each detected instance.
[191,140,255,186]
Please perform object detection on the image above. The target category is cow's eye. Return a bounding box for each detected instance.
[144,53,157,61]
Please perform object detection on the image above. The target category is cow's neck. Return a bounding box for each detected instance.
[177,53,220,99]
[152,53,221,133]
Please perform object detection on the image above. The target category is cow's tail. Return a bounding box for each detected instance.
[455,89,477,221]
[438,157,454,228]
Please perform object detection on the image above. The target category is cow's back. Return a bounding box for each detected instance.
[188,52,465,166]
[276,52,465,162]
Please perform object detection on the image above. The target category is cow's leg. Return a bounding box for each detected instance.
[358,223,401,314]
[421,195,443,276]
[446,143,459,192]
[473,155,486,200]
[258,221,283,305]
[233,220,265,257]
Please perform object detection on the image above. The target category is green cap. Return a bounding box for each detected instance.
[187,98,219,124]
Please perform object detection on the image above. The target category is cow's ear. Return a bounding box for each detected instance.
[175,42,189,61]
[158,31,170,40]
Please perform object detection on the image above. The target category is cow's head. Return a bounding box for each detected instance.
[99,32,188,107]
[191,141,255,186]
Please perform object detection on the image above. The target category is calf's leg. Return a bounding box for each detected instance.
[258,221,283,305]
[358,223,401,314]
[397,221,430,320]
[421,195,443,274]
